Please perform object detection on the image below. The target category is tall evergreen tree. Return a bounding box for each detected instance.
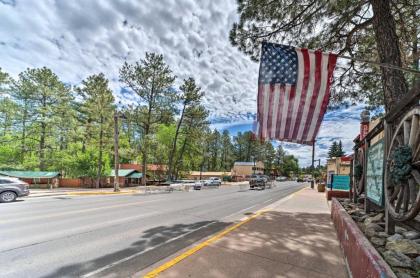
[78,73,115,188]
[167,77,204,180]
[119,53,176,184]
[19,67,72,170]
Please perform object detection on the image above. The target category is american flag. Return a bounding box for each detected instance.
[256,42,337,145]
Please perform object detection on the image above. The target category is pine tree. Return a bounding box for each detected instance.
[18,67,72,170]
[120,53,176,184]
[167,78,204,180]
[78,73,115,188]
[328,141,338,158]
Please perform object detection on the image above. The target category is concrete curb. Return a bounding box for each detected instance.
[66,191,138,196]
[331,198,396,278]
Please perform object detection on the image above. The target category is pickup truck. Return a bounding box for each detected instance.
[249,174,269,190]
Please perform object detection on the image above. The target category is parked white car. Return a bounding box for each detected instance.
[203,177,221,187]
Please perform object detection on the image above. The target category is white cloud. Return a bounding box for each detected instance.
[0,0,363,167]
[0,0,258,120]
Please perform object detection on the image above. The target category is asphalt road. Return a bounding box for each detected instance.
[0,181,305,278]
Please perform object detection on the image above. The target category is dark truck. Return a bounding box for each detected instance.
[249,174,269,190]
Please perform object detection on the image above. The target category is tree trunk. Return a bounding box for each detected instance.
[370,0,408,111]
[39,94,47,170]
[39,122,46,170]
[167,105,186,181]
[20,99,29,163]
[174,136,188,179]
[96,116,104,189]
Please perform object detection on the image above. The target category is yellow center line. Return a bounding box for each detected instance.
[143,209,268,278]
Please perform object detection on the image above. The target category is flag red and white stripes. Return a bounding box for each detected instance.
[256,42,337,145]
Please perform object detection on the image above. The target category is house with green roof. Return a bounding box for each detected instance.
[108,169,143,187]
[0,170,61,188]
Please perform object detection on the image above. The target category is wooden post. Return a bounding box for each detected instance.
[364,137,371,213]
[384,121,395,234]
[113,111,120,192]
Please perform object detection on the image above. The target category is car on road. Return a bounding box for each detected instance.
[0,177,30,203]
[249,174,267,190]
[203,177,221,187]
[276,176,288,182]
[193,181,204,190]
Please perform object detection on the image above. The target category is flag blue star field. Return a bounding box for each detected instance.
[256,42,337,145]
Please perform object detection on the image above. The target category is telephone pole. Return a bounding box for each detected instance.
[113,110,124,192]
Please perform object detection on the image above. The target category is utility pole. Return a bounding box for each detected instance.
[311,141,315,189]
[113,111,121,192]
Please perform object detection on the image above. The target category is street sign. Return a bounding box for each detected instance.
[366,139,384,206]
[331,175,350,190]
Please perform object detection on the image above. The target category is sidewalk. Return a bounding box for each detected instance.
[146,187,348,278]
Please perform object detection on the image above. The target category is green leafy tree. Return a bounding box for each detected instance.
[120,53,176,184]
[19,67,72,170]
[220,130,234,171]
[77,73,115,187]
[167,78,204,180]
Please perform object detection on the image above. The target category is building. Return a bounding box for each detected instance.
[231,161,265,177]
[119,163,167,182]
[108,169,143,187]
[326,156,352,186]
[0,171,60,188]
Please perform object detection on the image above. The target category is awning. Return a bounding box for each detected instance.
[128,172,143,178]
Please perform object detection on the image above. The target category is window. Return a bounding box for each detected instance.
[0,179,12,184]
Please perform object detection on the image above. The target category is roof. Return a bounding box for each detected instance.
[129,172,143,178]
[109,169,139,177]
[233,162,256,166]
[188,171,230,176]
[0,171,60,179]
[147,164,168,171]
[340,156,352,162]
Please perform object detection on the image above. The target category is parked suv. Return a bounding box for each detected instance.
[203,177,221,187]
[0,177,30,203]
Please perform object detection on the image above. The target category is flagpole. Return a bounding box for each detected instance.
[338,55,420,75]
[311,141,315,189]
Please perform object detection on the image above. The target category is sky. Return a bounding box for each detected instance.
[0,0,363,166]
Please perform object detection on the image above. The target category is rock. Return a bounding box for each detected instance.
[377,232,390,238]
[403,231,420,240]
[413,239,420,245]
[371,237,386,246]
[359,214,369,221]
[364,213,384,225]
[386,239,420,255]
[396,226,408,234]
[413,256,420,271]
[383,250,412,268]
[388,234,405,241]
[395,270,414,278]
[365,223,384,237]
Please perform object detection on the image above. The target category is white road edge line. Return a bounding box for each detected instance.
[263,198,273,204]
[222,204,258,220]
[80,221,217,278]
